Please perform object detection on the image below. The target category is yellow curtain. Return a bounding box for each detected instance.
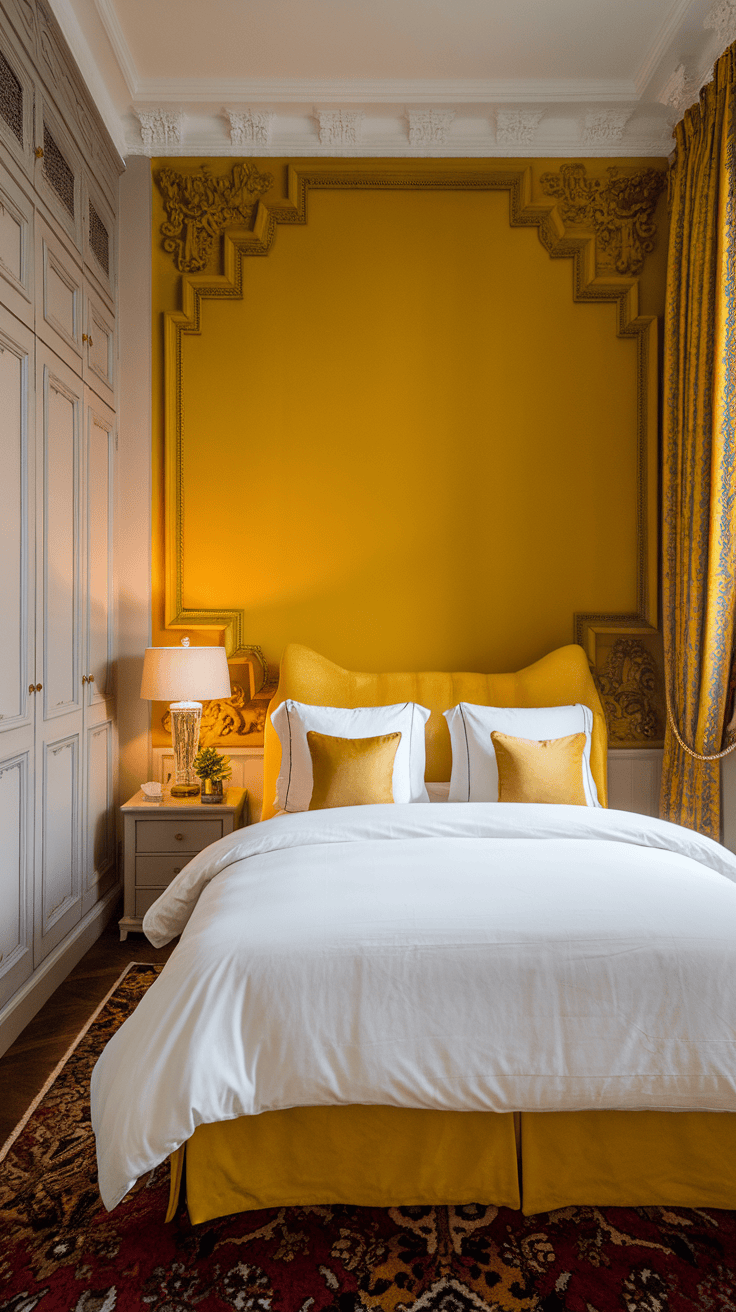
[661,44,736,838]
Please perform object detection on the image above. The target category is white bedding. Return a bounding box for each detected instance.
[91,804,736,1210]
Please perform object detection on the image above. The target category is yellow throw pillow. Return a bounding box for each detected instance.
[307,730,401,810]
[491,730,588,806]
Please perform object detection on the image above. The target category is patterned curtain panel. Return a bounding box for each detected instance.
[661,43,736,839]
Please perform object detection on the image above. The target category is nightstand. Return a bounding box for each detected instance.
[118,788,248,940]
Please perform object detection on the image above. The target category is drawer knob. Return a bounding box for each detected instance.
[173,867,181,874]
[174,833,184,841]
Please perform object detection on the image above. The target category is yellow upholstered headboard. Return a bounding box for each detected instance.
[261,643,608,820]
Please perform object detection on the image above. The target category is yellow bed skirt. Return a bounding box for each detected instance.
[167,1105,736,1224]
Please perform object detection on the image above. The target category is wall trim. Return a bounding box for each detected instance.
[159,160,664,702]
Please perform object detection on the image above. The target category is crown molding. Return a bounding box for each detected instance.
[633,0,701,96]
[45,0,719,163]
[91,0,139,96]
[130,75,640,105]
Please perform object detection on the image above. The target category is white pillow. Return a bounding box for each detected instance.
[271,700,431,812]
[444,703,600,807]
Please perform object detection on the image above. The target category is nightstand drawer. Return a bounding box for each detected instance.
[135,818,223,853]
[136,854,193,887]
[135,887,165,917]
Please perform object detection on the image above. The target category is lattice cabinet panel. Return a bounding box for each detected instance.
[0,46,23,145]
[42,121,75,218]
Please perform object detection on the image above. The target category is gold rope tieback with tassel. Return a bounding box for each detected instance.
[665,687,736,761]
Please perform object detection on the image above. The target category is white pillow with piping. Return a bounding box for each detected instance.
[271,700,431,812]
[444,703,600,806]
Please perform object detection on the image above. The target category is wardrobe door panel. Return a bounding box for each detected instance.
[0,752,33,1009]
[83,283,114,405]
[39,353,83,720]
[0,307,34,735]
[34,346,83,963]
[0,167,34,329]
[36,733,81,956]
[81,718,115,915]
[0,301,34,1009]
[82,392,116,913]
[85,397,114,703]
[35,216,83,375]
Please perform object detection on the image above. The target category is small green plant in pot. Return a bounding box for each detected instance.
[193,746,232,804]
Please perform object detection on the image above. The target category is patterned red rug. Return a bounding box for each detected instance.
[2,963,736,1312]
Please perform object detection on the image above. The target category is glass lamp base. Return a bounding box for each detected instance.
[170,701,203,796]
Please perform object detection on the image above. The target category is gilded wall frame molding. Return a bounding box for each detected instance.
[161,161,664,714]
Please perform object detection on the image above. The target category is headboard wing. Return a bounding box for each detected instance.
[261,643,608,820]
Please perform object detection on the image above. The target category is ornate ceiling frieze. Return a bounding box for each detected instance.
[495,110,545,146]
[705,0,736,48]
[225,109,274,149]
[406,108,455,146]
[316,109,365,146]
[539,162,667,276]
[658,63,697,118]
[157,161,274,272]
[137,108,185,151]
[582,110,632,147]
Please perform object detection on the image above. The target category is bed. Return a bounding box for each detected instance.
[91,643,736,1221]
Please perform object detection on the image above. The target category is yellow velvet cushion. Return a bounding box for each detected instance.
[307,730,401,810]
[491,730,588,806]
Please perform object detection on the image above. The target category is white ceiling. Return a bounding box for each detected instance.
[48,0,735,160]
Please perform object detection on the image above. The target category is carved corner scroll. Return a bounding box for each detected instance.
[539,163,667,277]
[576,616,665,748]
[158,162,274,272]
[159,161,666,690]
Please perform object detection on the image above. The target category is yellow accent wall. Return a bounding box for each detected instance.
[151,158,668,677]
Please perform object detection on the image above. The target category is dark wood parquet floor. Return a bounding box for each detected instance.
[0,903,176,1147]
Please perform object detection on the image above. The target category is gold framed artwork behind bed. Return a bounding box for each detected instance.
[167,644,736,1224]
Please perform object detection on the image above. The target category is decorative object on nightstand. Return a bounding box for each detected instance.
[119,787,248,939]
[193,746,232,804]
[140,639,232,796]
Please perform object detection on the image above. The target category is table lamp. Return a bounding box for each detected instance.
[140,638,232,796]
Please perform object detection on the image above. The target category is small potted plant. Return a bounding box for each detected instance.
[193,746,232,804]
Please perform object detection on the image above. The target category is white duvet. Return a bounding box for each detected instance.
[91,804,736,1210]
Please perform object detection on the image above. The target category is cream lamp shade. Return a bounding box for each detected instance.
[140,644,232,702]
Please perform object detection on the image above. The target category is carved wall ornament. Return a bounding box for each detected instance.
[594,637,663,746]
[539,162,667,276]
[157,662,277,747]
[406,109,455,146]
[658,63,697,118]
[137,108,185,152]
[157,162,274,272]
[582,109,632,147]
[316,109,365,146]
[496,110,545,146]
[705,0,736,48]
[225,109,274,148]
